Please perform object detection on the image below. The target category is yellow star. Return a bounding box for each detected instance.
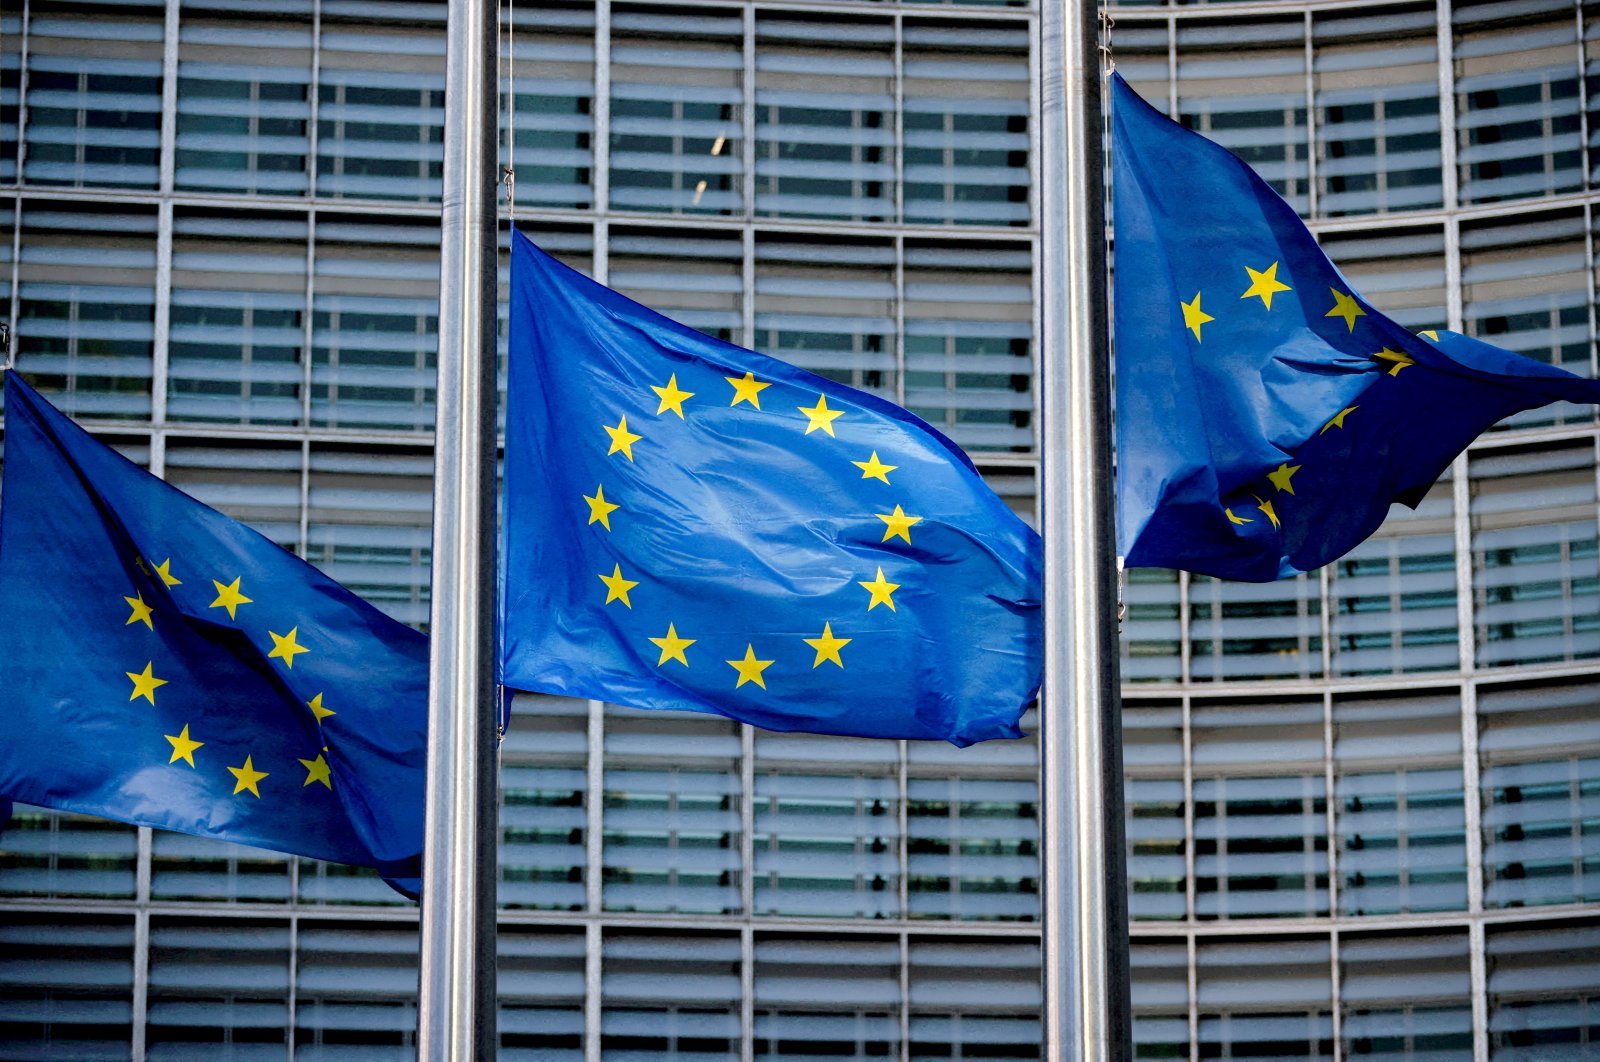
[209,577,252,620]
[1240,262,1292,310]
[1419,329,1439,341]
[1372,347,1414,376]
[227,755,268,798]
[726,644,775,689]
[604,416,643,461]
[124,592,154,630]
[853,451,897,484]
[652,373,695,418]
[164,724,203,767]
[726,371,770,409]
[648,623,696,667]
[858,567,901,612]
[1268,462,1301,495]
[153,558,182,587]
[798,394,845,437]
[299,753,333,790]
[1225,508,1252,525]
[1254,496,1281,530]
[1326,289,1367,332]
[598,564,639,608]
[803,623,851,669]
[307,692,335,722]
[876,504,923,544]
[267,627,309,668]
[584,484,621,531]
[1320,406,1357,433]
[1180,292,1215,342]
[126,661,168,705]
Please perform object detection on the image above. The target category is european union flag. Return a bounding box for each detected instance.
[0,372,428,893]
[500,231,1041,746]
[1111,73,1600,582]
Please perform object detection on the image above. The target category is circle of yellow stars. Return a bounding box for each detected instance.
[122,558,341,802]
[579,367,938,693]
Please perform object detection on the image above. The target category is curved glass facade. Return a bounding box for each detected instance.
[0,0,1595,1058]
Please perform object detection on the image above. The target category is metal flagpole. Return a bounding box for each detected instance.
[418,0,501,1056]
[1038,0,1132,1058]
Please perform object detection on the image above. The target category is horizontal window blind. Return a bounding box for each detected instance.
[755,936,899,1059]
[1189,573,1325,682]
[603,930,741,1061]
[0,914,135,1059]
[1340,931,1472,1060]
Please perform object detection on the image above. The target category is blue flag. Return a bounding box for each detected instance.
[0,372,428,894]
[500,230,1041,746]
[1111,72,1600,582]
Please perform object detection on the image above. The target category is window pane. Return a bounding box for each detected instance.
[907,775,1038,921]
[504,3,594,211]
[1123,700,1186,921]
[755,16,893,223]
[500,927,586,1061]
[0,913,135,1058]
[16,203,157,420]
[755,935,899,1060]
[1471,443,1600,668]
[1197,937,1333,1060]
[756,769,899,919]
[500,694,588,912]
[169,210,308,426]
[1341,931,1472,1060]
[0,806,137,900]
[604,930,741,1061]
[1130,939,1189,1060]
[1188,574,1324,682]
[1122,568,1182,684]
[148,919,290,1056]
[1455,0,1583,204]
[908,938,1040,1061]
[176,13,312,196]
[902,20,1030,227]
[612,228,744,345]
[294,922,418,1057]
[611,6,743,217]
[1487,920,1600,1060]
[24,10,163,189]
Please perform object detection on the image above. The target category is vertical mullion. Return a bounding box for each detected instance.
[741,922,754,1062]
[586,698,604,916]
[585,920,602,1062]
[1303,10,1318,218]
[893,12,904,228]
[152,199,171,429]
[159,0,177,196]
[132,823,152,1062]
[743,5,755,223]
[14,0,33,184]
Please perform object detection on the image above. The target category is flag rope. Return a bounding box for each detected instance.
[503,0,516,220]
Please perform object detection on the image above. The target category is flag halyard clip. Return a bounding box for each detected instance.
[1100,11,1115,74]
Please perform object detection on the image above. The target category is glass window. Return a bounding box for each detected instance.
[1479,679,1600,909]
[305,444,433,630]
[0,806,137,900]
[755,769,899,919]
[1192,697,1330,920]
[0,913,135,1055]
[1464,210,1595,432]
[907,938,1040,1061]
[1470,442,1600,668]
[755,935,899,1059]
[504,3,594,211]
[1123,699,1186,921]
[1311,6,1442,216]
[1131,938,1190,1061]
[499,927,586,1061]
[1341,931,1472,1060]
[1122,568,1182,684]
[1329,478,1457,677]
[316,16,445,202]
[1321,225,1447,333]
[904,240,1034,454]
[1455,0,1583,204]
[150,833,291,905]
[500,693,588,912]
[23,9,163,189]
[1487,919,1600,1060]
[1188,573,1324,682]
[175,12,313,196]
[906,775,1038,921]
[611,6,743,217]
[1333,690,1467,915]
[311,216,440,431]
[16,202,157,420]
[611,228,744,345]
[1,13,21,184]
[1175,19,1311,213]
[294,922,418,1056]
[753,234,896,406]
[902,20,1030,227]
[169,209,308,426]
[166,437,300,552]
[755,15,894,223]
[147,918,291,1054]
[603,929,741,1060]
[1196,937,1333,1060]
[603,709,742,915]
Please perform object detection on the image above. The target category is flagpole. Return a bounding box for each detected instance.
[419,0,500,1056]
[1038,0,1132,1058]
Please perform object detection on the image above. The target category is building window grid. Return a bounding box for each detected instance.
[3,1,1600,1060]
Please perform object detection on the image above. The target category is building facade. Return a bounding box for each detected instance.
[0,0,1596,1058]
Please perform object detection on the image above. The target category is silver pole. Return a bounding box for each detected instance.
[418,0,500,1056]
[1037,0,1131,1059]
